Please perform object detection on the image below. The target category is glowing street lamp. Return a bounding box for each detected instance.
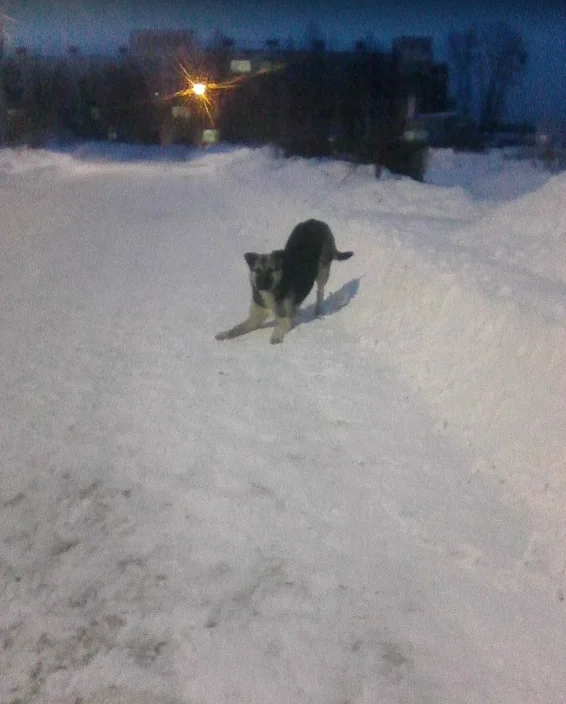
[176,61,265,127]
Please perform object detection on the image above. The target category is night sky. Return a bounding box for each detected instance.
[3,0,566,123]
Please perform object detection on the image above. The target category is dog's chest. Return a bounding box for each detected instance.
[257,289,278,312]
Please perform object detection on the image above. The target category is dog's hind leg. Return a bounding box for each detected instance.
[315,263,331,316]
[215,302,269,341]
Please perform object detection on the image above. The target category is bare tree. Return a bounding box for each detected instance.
[447,23,527,128]
[0,12,8,143]
[447,28,477,118]
[0,7,18,142]
[304,21,325,53]
[476,23,527,128]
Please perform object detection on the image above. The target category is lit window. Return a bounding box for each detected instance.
[230,59,252,73]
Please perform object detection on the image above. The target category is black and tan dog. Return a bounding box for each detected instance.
[215,219,353,344]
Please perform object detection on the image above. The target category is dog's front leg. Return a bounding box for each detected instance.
[215,302,269,341]
[270,300,294,344]
[270,316,293,344]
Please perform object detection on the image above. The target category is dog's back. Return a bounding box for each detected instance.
[278,219,352,306]
[278,220,326,304]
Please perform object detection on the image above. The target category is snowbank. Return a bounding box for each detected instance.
[425,148,552,201]
[344,171,566,579]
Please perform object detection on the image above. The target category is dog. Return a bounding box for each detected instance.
[215,219,353,344]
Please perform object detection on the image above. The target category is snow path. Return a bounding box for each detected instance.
[1,150,565,703]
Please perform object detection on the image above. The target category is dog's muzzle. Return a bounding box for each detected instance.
[255,271,274,291]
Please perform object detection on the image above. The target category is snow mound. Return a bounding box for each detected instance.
[455,171,566,284]
[0,147,77,175]
[346,175,566,579]
[425,148,552,201]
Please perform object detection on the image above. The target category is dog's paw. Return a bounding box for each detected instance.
[270,334,284,345]
[215,331,229,341]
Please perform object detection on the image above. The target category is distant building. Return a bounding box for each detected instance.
[392,37,434,72]
[128,29,200,98]
[228,42,286,77]
[391,36,448,119]
[1,29,450,150]
[129,29,198,57]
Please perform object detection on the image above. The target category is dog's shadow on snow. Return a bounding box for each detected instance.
[263,277,360,330]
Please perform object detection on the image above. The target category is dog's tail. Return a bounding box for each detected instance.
[334,249,354,261]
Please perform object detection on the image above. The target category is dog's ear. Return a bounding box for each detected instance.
[271,249,285,270]
[244,252,259,270]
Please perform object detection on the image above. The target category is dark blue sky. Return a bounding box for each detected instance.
[4,0,565,123]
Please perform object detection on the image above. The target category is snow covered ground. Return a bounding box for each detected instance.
[1,143,565,704]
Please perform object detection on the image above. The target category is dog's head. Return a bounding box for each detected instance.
[244,250,284,292]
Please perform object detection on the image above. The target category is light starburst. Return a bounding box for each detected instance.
[174,61,282,127]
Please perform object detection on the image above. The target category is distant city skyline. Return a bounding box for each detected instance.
[3,0,565,123]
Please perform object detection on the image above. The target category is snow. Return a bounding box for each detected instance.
[1,143,565,704]
[424,148,553,203]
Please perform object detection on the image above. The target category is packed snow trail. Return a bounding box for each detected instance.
[1,147,565,704]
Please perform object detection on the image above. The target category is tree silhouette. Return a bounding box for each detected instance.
[0,11,12,142]
[448,23,527,127]
[448,28,477,118]
[477,23,527,128]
